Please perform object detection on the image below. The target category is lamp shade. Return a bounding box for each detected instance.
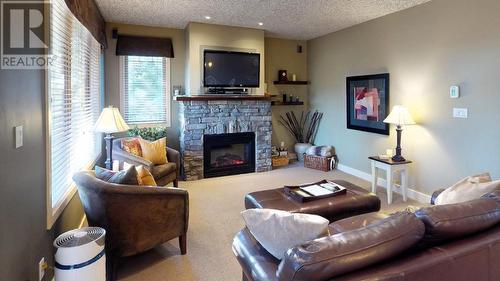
[383,105,416,126]
[94,106,129,134]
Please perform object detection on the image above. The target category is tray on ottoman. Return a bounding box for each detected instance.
[284,179,347,202]
[245,180,381,222]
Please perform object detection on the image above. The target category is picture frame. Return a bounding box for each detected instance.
[346,73,390,135]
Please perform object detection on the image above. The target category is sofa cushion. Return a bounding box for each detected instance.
[241,209,329,260]
[435,173,500,205]
[276,212,425,281]
[151,162,177,179]
[121,138,142,157]
[94,166,139,185]
[328,212,389,234]
[415,197,500,246]
[136,165,157,186]
[138,137,168,165]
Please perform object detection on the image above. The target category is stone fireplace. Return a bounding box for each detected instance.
[176,96,272,180]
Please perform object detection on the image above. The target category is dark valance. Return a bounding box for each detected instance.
[64,0,107,48]
[116,35,175,58]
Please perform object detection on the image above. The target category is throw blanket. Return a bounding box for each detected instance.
[306,145,335,157]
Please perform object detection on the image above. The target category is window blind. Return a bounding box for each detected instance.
[121,56,170,124]
[48,0,102,214]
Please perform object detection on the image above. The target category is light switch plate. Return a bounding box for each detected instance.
[453,108,468,118]
[450,85,460,98]
[15,125,23,148]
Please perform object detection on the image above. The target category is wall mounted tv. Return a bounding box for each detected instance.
[203,50,260,88]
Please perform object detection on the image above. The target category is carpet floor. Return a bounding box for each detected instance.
[117,163,426,281]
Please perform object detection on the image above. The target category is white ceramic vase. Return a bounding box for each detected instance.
[294,143,312,162]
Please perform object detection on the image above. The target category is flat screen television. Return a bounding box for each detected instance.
[203,50,260,88]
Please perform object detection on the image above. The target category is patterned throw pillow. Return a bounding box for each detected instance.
[136,165,157,186]
[95,166,139,185]
[138,137,168,165]
[122,138,142,157]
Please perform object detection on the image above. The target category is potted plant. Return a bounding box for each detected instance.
[279,111,323,161]
[128,126,168,141]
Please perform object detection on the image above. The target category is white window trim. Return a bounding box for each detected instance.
[45,0,102,229]
[119,56,171,127]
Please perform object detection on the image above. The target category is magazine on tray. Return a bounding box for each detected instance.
[299,181,346,196]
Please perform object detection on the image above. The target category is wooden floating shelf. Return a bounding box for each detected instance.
[271,101,304,106]
[273,80,309,85]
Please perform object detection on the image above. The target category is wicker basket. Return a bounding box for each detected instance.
[304,154,335,172]
[272,156,289,167]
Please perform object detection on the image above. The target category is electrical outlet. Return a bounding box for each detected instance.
[38,257,45,281]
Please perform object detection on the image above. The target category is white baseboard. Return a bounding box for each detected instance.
[337,163,431,204]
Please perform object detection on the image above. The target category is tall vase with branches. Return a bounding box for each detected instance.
[279,110,323,161]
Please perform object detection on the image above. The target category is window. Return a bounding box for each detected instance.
[47,0,102,228]
[120,56,171,125]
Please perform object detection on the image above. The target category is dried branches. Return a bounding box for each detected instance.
[279,110,323,144]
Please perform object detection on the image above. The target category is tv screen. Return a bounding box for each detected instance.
[203,50,260,88]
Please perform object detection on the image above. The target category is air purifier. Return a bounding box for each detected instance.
[54,227,106,281]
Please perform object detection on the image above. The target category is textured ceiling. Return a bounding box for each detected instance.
[95,0,430,40]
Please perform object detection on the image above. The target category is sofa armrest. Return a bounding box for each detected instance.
[167,147,181,176]
[113,148,154,169]
[430,189,445,205]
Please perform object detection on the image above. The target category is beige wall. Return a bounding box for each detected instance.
[308,0,500,195]
[265,38,308,150]
[105,23,186,149]
[185,22,265,95]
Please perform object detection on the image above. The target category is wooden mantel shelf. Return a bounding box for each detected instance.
[174,95,272,101]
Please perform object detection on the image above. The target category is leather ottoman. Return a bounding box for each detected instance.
[245,180,381,222]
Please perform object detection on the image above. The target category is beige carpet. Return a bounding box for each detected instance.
[117,163,426,281]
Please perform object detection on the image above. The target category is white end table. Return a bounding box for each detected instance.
[369,156,412,204]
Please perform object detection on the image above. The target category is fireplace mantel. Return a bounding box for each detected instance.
[174,95,272,101]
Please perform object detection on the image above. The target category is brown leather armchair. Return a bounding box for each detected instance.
[73,171,189,280]
[112,137,180,187]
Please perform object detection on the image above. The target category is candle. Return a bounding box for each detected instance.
[112,160,120,171]
[292,74,297,81]
[386,149,393,157]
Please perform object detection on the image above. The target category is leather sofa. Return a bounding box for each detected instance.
[112,137,180,187]
[73,171,189,280]
[233,188,500,281]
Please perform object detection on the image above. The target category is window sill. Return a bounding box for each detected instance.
[127,121,171,128]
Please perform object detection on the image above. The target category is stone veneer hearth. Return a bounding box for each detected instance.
[177,96,272,180]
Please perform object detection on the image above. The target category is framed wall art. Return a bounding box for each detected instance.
[346,73,389,135]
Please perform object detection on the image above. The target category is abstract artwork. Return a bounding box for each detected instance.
[346,73,389,135]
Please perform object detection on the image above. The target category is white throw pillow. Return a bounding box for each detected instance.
[435,173,500,205]
[241,209,329,260]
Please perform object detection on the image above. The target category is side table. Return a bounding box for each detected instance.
[369,156,412,204]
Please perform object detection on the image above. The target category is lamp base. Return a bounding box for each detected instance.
[104,134,114,170]
[391,154,406,162]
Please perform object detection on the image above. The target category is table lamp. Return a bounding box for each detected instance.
[383,105,415,162]
[94,106,130,169]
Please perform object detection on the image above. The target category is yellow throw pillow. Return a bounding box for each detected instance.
[138,137,168,165]
[135,165,157,186]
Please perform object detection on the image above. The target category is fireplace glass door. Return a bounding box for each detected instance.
[203,132,255,178]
